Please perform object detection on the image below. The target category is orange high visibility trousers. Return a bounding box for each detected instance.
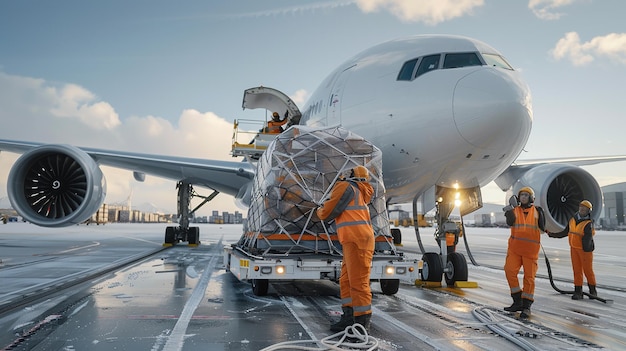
[339,241,373,317]
[571,247,596,286]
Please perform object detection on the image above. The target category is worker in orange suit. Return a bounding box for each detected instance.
[547,200,597,299]
[317,165,374,333]
[503,187,546,319]
[265,111,288,133]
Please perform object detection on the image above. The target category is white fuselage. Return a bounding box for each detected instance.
[299,35,532,204]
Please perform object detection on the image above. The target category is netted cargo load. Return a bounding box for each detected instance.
[238,125,395,256]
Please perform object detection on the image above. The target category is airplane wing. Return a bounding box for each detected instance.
[513,155,626,167]
[495,155,626,191]
[0,139,256,197]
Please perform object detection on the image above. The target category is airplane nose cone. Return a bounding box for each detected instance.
[452,68,532,152]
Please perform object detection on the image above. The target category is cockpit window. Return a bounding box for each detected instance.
[481,53,513,70]
[443,53,482,69]
[397,58,418,81]
[415,54,440,78]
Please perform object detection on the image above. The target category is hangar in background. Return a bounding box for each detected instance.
[600,182,626,229]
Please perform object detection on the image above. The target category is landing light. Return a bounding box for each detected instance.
[385,266,395,275]
[276,265,285,274]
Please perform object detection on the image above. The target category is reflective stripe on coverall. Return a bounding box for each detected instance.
[317,180,374,317]
[505,205,541,301]
[568,217,596,286]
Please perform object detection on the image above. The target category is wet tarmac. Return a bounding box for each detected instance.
[1,222,625,350]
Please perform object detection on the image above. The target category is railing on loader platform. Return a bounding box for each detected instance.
[231,119,277,160]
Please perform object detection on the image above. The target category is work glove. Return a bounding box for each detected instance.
[502,195,519,212]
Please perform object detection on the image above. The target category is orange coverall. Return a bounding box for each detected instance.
[266,118,288,133]
[550,215,596,286]
[504,205,545,301]
[317,180,374,317]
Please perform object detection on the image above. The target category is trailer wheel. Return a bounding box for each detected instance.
[390,228,402,245]
[421,252,443,282]
[444,252,468,286]
[380,279,400,295]
[251,279,269,296]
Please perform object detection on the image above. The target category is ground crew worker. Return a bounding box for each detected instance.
[265,111,288,133]
[503,187,546,318]
[317,165,374,333]
[547,200,597,299]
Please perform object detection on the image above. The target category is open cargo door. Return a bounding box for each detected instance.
[242,86,302,125]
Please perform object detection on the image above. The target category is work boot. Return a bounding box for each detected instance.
[353,313,372,334]
[588,284,597,297]
[519,298,533,319]
[504,292,523,312]
[330,306,353,332]
[572,286,583,300]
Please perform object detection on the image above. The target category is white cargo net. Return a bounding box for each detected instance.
[238,125,396,256]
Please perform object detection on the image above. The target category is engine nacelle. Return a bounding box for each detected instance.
[512,164,602,233]
[7,144,107,227]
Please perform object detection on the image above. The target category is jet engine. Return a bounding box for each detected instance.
[7,144,107,227]
[511,164,602,233]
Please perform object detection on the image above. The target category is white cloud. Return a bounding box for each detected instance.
[528,0,576,20]
[551,31,626,66]
[0,72,253,216]
[290,89,309,106]
[355,0,484,25]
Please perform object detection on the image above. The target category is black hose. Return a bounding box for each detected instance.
[412,195,426,254]
[541,245,611,303]
[460,217,479,266]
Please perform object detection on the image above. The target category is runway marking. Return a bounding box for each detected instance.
[34,241,101,255]
[371,305,459,351]
[280,295,318,341]
[155,241,221,351]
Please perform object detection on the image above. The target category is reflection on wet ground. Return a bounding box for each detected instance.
[1,223,625,350]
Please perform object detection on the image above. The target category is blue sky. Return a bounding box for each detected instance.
[1,0,625,215]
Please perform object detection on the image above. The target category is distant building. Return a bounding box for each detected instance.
[600,183,626,229]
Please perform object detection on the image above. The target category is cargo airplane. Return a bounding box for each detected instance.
[1,35,625,284]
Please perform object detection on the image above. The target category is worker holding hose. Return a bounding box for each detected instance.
[547,200,597,300]
[503,187,546,319]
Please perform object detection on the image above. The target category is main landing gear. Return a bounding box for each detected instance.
[163,181,219,246]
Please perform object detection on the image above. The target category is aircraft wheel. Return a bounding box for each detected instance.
[380,279,400,295]
[421,252,443,282]
[444,252,468,286]
[188,226,200,245]
[390,228,402,245]
[251,279,269,296]
[164,226,176,244]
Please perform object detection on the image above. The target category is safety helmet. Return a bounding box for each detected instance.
[517,186,535,202]
[272,111,279,118]
[350,165,369,181]
[580,200,592,211]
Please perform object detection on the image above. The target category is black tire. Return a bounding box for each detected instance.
[251,279,269,296]
[188,227,200,245]
[444,252,468,286]
[390,228,402,245]
[380,279,400,295]
[164,226,175,244]
[421,252,443,282]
